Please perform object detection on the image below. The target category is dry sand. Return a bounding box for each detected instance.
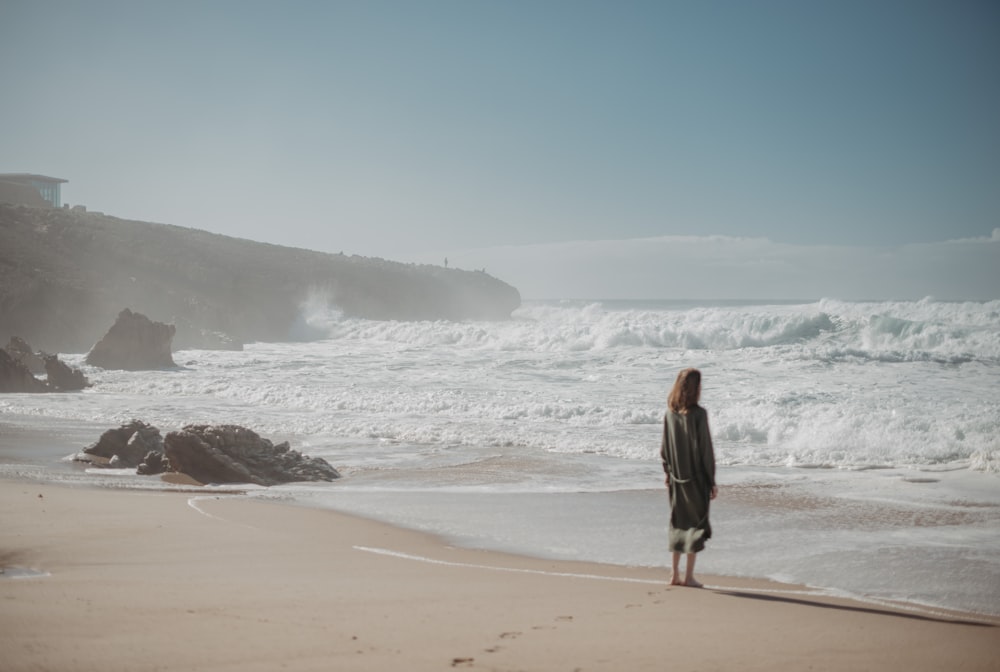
[1,480,996,672]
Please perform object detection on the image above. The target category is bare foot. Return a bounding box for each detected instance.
[669,573,683,586]
[684,578,704,588]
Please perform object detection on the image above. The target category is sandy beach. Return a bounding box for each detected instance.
[1,479,996,672]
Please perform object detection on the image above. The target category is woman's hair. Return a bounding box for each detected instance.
[667,368,702,414]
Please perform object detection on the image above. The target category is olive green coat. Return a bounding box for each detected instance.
[661,405,716,553]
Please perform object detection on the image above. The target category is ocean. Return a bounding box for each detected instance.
[2,298,999,616]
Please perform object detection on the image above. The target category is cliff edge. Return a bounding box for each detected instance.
[0,204,521,352]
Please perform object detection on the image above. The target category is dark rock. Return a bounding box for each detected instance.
[137,450,171,476]
[163,424,340,486]
[0,348,48,393]
[43,354,89,391]
[83,420,164,469]
[5,337,45,374]
[86,309,176,370]
[1,338,88,392]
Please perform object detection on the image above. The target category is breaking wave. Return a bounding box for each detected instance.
[296,297,1000,364]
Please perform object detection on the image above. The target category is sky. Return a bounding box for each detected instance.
[2,0,998,300]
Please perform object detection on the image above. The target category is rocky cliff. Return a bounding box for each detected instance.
[0,203,521,352]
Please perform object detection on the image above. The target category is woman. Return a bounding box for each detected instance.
[660,367,718,587]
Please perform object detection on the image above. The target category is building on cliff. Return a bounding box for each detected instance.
[0,173,68,208]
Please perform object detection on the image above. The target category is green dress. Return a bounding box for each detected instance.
[661,405,716,554]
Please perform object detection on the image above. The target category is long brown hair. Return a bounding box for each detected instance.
[667,368,701,414]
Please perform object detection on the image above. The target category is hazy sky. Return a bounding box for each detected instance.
[2,0,997,299]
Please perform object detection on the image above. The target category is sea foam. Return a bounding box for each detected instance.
[2,299,997,473]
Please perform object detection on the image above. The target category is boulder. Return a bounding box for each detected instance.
[137,450,171,476]
[163,424,340,486]
[82,420,164,469]
[43,354,89,391]
[5,337,45,374]
[1,338,89,392]
[86,309,176,370]
[0,348,48,393]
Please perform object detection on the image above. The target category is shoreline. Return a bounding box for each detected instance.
[1,479,996,672]
[3,415,999,620]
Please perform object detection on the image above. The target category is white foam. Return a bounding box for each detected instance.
[4,299,998,472]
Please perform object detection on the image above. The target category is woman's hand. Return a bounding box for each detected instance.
[664,475,670,487]
[710,485,719,500]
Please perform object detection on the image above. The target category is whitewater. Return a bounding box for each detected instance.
[2,298,999,616]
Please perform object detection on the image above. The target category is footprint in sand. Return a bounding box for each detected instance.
[499,631,521,639]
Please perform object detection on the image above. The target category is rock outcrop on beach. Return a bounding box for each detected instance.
[85,309,176,370]
[76,421,339,485]
[163,424,341,486]
[5,336,44,374]
[0,203,522,353]
[0,348,49,392]
[43,353,89,391]
[81,420,164,469]
[0,337,89,392]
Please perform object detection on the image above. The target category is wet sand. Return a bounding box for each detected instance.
[1,480,996,672]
